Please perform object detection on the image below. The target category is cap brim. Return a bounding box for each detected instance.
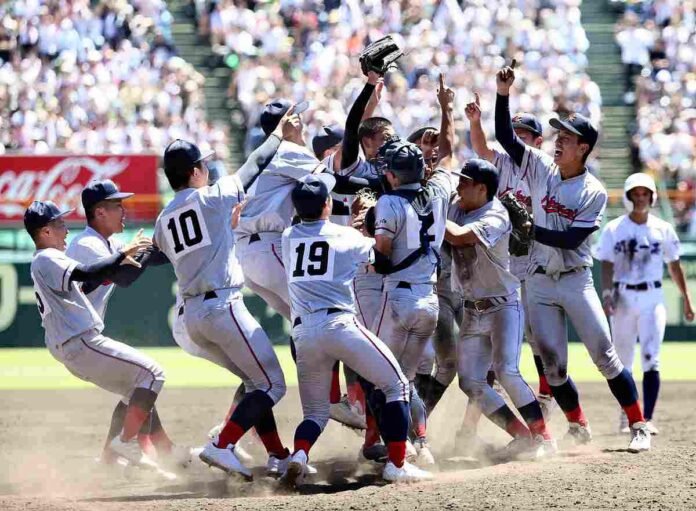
[512,122,541,136]
[194,150,215,163]
[52,209,74,220]
[104,192,134,200]
[293,101,310,115]
[549,118,582,136]
[451,170,473,180]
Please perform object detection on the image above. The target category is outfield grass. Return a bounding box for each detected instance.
[1,343,695,390]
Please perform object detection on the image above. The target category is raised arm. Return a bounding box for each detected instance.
[341,72,379,170]
[465,92,495,162]
[494,65,526,167]
[436,73,455,169]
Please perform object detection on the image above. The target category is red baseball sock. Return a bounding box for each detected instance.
[215,420,245,449]
[564,405,588,426]
[506,417,531,439]
[364,414,381,448]
[527,419,552,440]
[138,433,158,458]
[538,375,552,397]
[260,431,287,458]
[387,441,406,468]
[150,429,174,454]
[121,406,149,442]
[330,365,341,404]
[293,440,313,456]
[623,401,645,426]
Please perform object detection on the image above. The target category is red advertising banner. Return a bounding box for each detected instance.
[0,154,160,225]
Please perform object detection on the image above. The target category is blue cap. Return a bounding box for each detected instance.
[512,113,542,137]
[163,139,214,176]
[82,179,133,212]
[453,158,500,196]
[291,173,336,219]
[260,99,309,135]
[312,125,344,157]
[549,113,598,152]
[24,200,73,235]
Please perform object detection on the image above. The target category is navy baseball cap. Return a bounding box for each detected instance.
[163,139,214,176]
[453,158,500,194]
[406,126,438,144]
[260,99,309,135]
[82,179,133,211]
[291,173,336,219]
[24,200,73,234]
[512,113,542,137]
[549,113,599,151]
[312,125,344,157]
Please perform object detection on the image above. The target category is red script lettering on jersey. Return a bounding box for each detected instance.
[498,187,531,207]
[541,195,578,221]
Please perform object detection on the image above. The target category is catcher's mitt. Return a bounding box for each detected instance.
[351,188,377,236]
[359,35,404,76]
[499,192,533,257]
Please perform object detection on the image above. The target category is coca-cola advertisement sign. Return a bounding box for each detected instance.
[0,154,159,224]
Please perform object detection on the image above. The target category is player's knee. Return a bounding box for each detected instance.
[543,362,567,387]
[435,364,456,386]
[593,349,624,380]
[267,378,286,404]
[490,361,520,382]
[457,374,485,398]
[641,351,659,373]
[382,375,409,404]
[137,363,165,394]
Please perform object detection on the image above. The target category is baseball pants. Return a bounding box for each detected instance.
[354,269,384,331]
[526,269,624,386]
[48,329,165,399]
[237,234,291,320]
[520,280,538,355]
[431,285,464,386]
[457,299,536,415]
[184,287,286,404]
[293,310,409,431]
[611,287,666,373]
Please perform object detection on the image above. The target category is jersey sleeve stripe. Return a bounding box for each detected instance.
[61,262,77,292]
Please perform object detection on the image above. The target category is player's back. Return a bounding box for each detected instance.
[154,176,244,298]
[282,220,374,318]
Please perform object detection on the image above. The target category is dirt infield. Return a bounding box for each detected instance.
[1,382,695,511]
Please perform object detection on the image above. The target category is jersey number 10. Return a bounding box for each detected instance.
[167,210,204,254]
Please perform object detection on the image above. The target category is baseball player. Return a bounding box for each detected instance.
[279,173,432,485]
[65,180,190,469]
[465,93,562,417]
[445,159,555,458]
[595,172,694,434]
[154,139,290,479]
[495,64,651,452]
[25,201,170,470]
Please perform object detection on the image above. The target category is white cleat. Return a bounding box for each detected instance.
[233,443,255,464]
[208,422,224,439]
[565,422,592,445]
[414,438,435,466]
[646,421,659,436]
[280,450,308,488]
[330,396,367,430]
[382,460,433,483]
[266,450,290,478]
[199,438,253,480]
[538,394,558,421]
[109,437,154,467]
[499,436,541,461]
[628,422,651,453]
[618,412,630,434]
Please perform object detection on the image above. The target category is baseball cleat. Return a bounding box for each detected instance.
[330,396,366,430]
[405,439,418,462]
[627,422,651,453]
[199,439,253,480]
[565,422,592,445]
[646,421,660,436]
[499,436,542,461]
[207,422,224,439]
[279,450,308,488]
[414,438,435,466]
[266,449,291,478]
[454,427,495,458]
[538,394,558,421]
[618,412,630,434]
[382,460,433,483]
[358,443,388,464]
[109,436,153,467]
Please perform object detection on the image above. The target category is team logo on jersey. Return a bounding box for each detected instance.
[498,186,531,208]
[614,238,660,258]
[541,195,578,221]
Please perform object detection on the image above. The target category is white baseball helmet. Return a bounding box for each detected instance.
[623,172,657,212]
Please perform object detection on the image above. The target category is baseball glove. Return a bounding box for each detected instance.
[499,192,533,257]
[359,35,404,76]
[351,188,378,236]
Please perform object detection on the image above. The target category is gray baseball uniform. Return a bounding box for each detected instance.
[520,147,623,386]
[31,248,164,398]
[282,219,408,431]
[154,174,285,404]
[234,141,326,319]
[449,198,538,415]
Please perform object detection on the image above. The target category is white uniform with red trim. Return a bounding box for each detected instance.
[282,219,408,431]
[154,173,286,403]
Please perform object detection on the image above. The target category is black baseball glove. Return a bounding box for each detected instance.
[499,192,533,257]
[359,35,404,76]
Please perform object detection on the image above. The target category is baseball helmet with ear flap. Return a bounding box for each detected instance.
[623,173,657,212]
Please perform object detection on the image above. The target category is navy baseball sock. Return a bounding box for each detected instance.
[488,404,530,438]
[517,400,550,439]
[255,406,287,457]
[217,390,274,448]
[642,370,660,421]
[105,401,128,448]
[414,373,432,406]
[409,385,427,439]
[381,400,409,468]
[549,377,587,425]
[293,419,322,455]
[424,378,448,416]
[607,368,644,425]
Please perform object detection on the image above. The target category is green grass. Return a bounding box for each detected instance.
[1,343,696,390]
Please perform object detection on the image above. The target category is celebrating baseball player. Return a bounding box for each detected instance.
[154,139,290,479]
[595,172,694,434]
[279,174,432,485]
[25,201,172,470]
[446,158,555,458]
[495,63,651,452]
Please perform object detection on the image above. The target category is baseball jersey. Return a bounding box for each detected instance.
[66,226,125,319]
[328,154,379,226]
[520,147,607,276]
[154,175,245,298]
[493,149,532,280]
[594,214,681,284]
[30,248,104,348]
[235,141,325,237]
[282,220,375,317]
[374,169,453,285]
[448,198,519,300]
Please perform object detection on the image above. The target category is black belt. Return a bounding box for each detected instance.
[178,305,184,316]
[396,281,411,289]
[203,290,218,300]
[464,296,507,312]
[614,281,661,291]
[249,233,261,243]
[293,307,342,327]
[534,266,585,276]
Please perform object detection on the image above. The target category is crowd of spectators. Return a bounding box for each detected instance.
[614,1,696,233]
[0,0,229,161]
[194,0,601,169]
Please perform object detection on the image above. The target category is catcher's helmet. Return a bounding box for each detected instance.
[376,138,425,184]
[623,172,657,212]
